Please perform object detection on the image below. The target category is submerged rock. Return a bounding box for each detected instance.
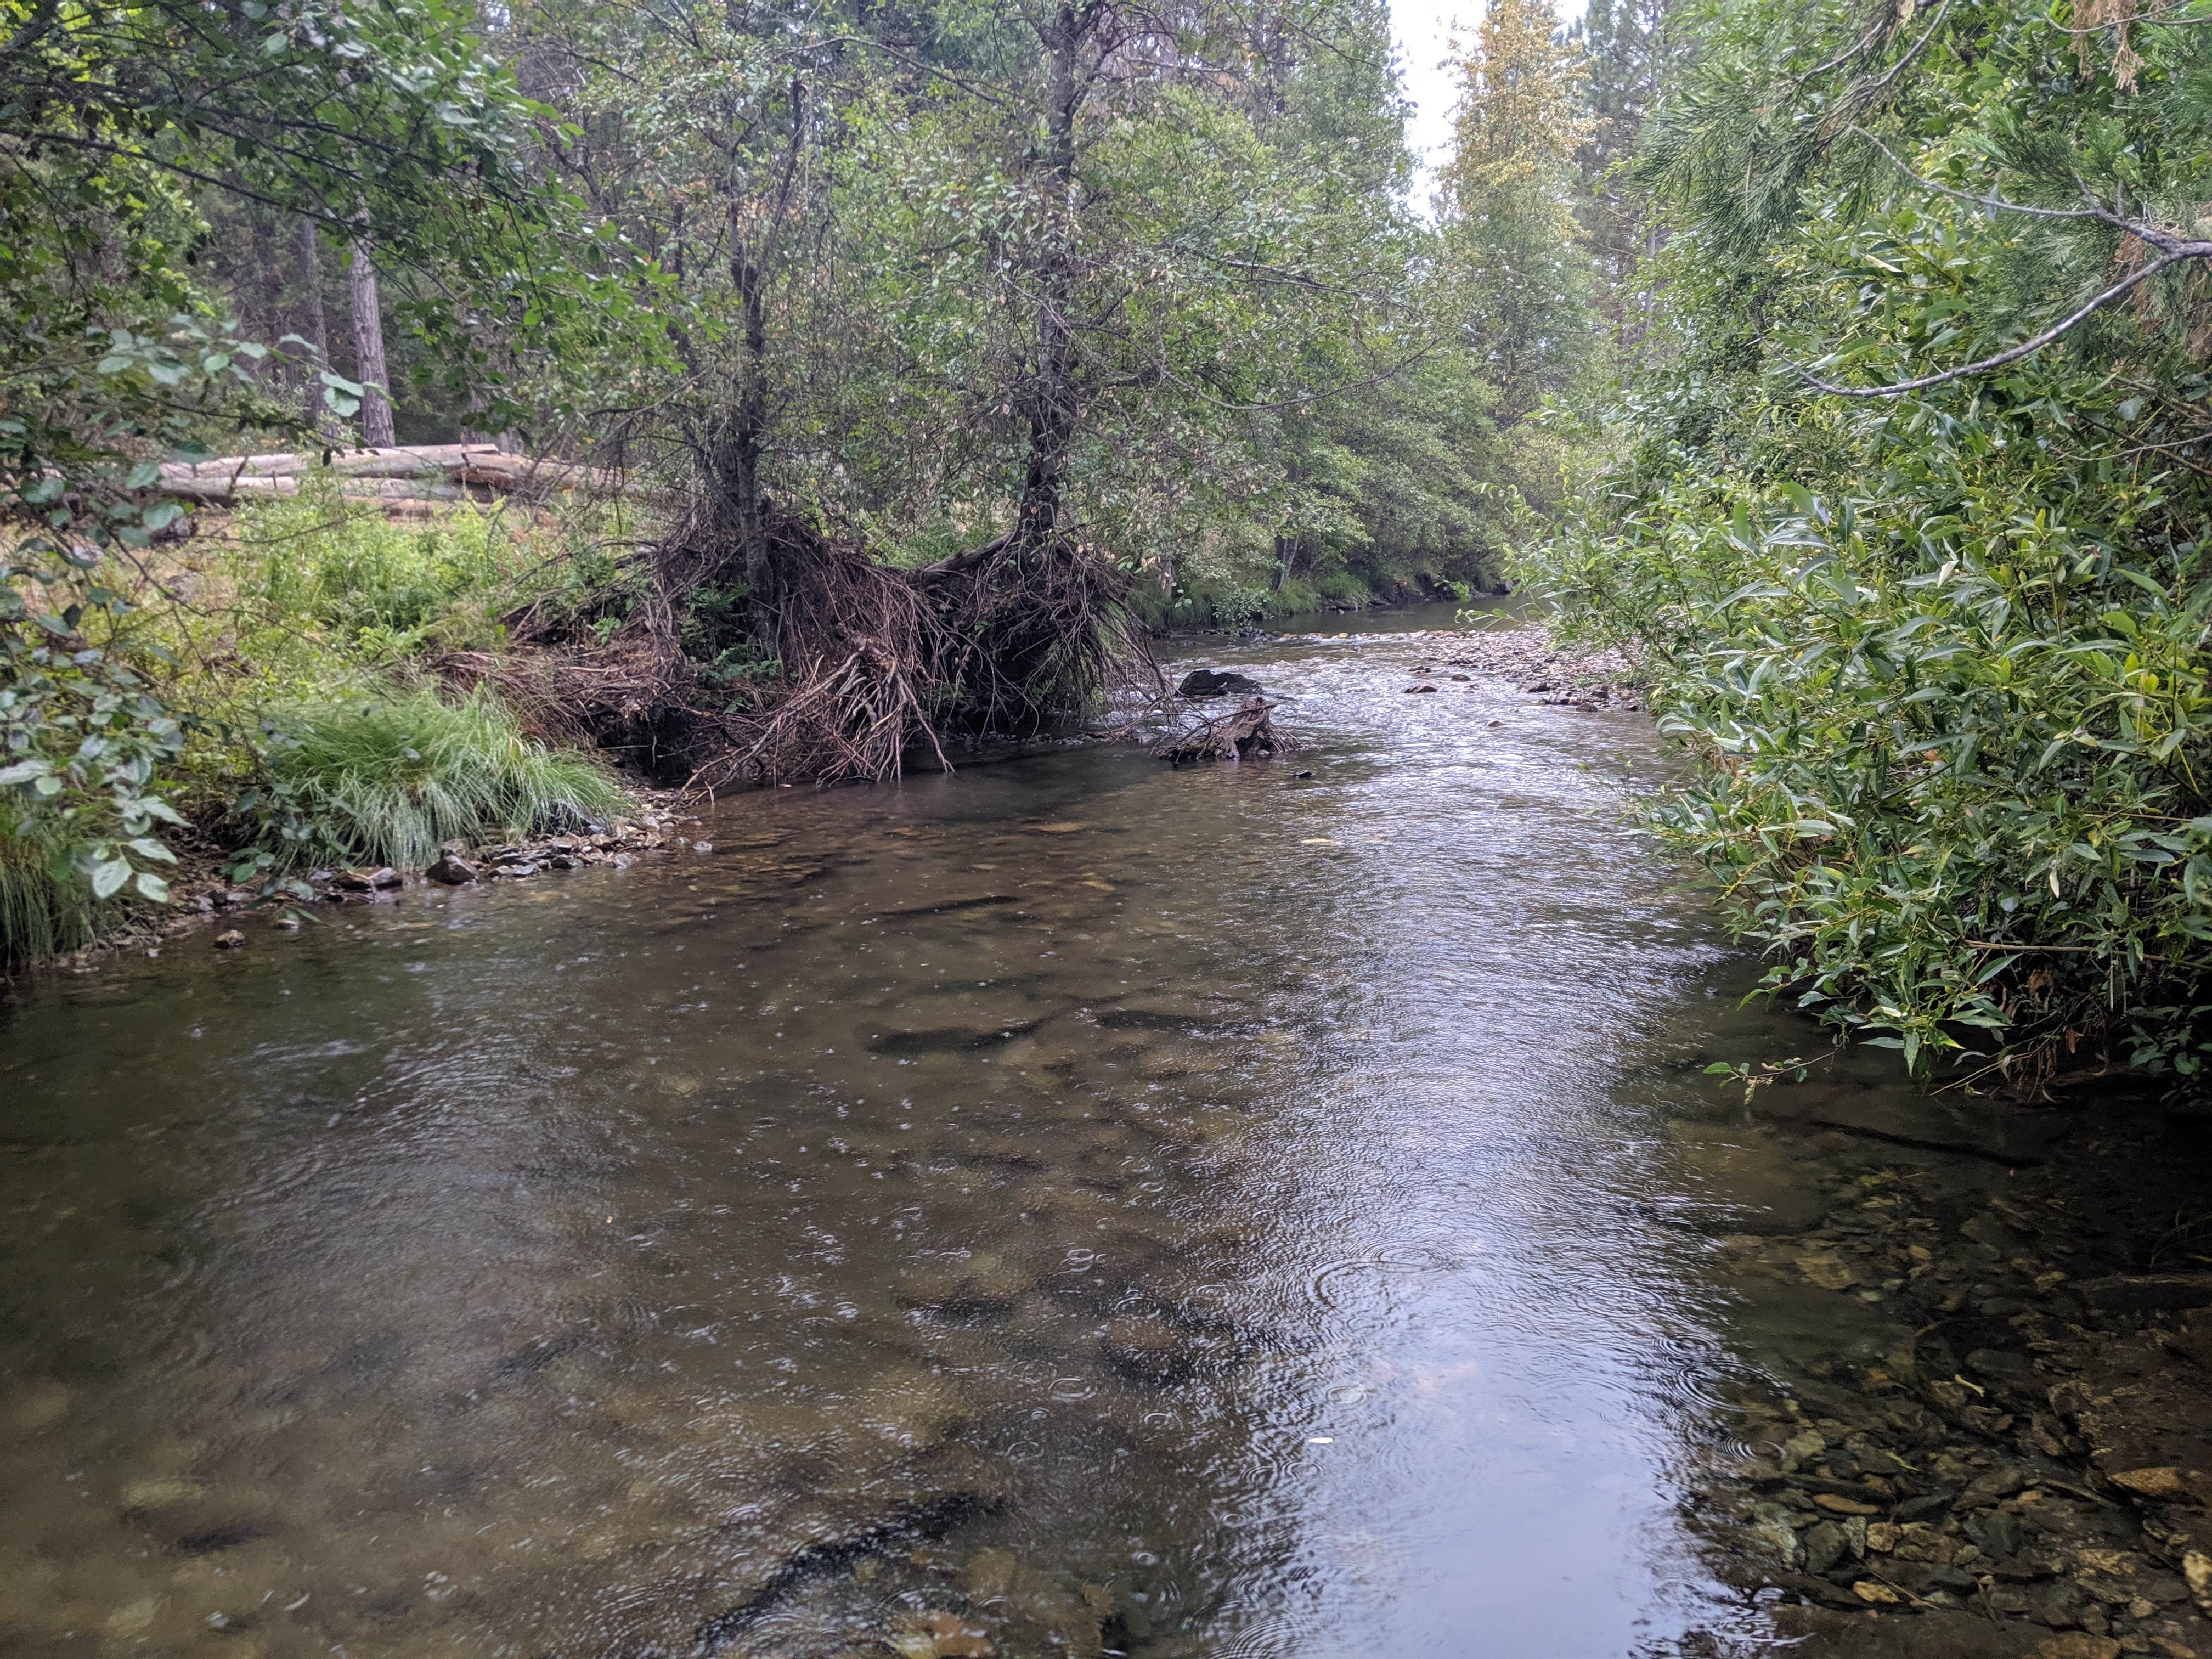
[334,866,402,891]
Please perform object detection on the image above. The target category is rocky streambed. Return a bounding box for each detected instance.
[1683,1080,2212,1658]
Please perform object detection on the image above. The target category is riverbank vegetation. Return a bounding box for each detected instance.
[1,0,1606,966]
[1533,0,2212,1091]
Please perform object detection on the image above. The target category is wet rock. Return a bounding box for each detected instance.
[2076,1274,2212,1315]
[216,888,255,909]
[2033,1579,2090,1628]
[1966,1347,2041,1391]
[213,929,245,950]
[496,860,539,878]
[1748,1500,1805,1565]
[334,866,401,891]
[1098,1317,1198,1387]
[1813,1493,1881,1516]
[889,1611,993,1658]
[1177,668,1262,699]
[2185,1550,2212,1615]
[1796,1254,1862,1291]
[844,1367,973,1451]
[958,1550,1105,1659]
[1803,1519,1849,1575]
[2107,1466,2187,1499]
[1966,1510,2025,1560]
[1958,1464,2027,1508]
[2035,1636,2121,1659]
[1403,683,1439,693]
[1786,1091,2076,1164]
[426,854,478,885]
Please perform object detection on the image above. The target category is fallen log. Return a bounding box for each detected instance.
[156,443,626,506]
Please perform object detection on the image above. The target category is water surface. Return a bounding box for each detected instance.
[0,623,1871,1657]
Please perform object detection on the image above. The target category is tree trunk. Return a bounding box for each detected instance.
[294,217,335,434]
[349,239,396,447]
[1015,3,1085,552]
[246,215,279,386]
[701,75,804,650]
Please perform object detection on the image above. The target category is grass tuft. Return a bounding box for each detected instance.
[0,821,111,969]
[264,683,630,871]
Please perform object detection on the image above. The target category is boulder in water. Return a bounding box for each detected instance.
[1177,668,1262,699]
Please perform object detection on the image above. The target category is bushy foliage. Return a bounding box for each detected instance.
[1534,0,2212,1088]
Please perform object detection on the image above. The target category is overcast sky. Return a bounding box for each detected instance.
[1390,0,1585,202]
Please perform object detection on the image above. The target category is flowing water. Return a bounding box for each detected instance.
[0,614,1927,1658]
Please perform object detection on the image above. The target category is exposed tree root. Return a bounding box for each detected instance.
[486,509,1158,790]
[1156,696,1298,763]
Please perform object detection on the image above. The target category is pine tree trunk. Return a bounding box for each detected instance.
[295,217,335,434]
[348,239,396,447]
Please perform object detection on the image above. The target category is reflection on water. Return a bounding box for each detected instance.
[0,623,1855,1657]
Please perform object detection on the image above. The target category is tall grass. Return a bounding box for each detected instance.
[264,684,629,870]
[0,819,110,968]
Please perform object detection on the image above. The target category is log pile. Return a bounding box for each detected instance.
[476,509,1151,790]
[158,444,625,515]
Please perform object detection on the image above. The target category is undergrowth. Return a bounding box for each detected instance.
[0,819,112,968]
[261,682,628,871]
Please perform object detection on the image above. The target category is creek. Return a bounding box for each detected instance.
[2,612,2173,1658]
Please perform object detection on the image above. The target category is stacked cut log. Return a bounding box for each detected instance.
[157,444,626,517]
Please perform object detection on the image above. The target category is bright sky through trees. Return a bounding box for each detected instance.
[1392,0,1585,203]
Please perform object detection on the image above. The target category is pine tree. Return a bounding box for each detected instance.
[1439,0,1595,421]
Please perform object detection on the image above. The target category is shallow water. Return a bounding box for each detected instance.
[0,623,1909,1657]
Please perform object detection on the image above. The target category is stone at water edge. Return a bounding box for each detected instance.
[213,930,245,950]
[426,854,478,885]
[2035,1636,2123,1659]
[2185,1549,2212,1615]
[335,866,402,891]
[2106,1465,2188,1499]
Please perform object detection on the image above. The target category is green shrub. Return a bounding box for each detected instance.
[230,483,511,657]
[1530,0,2212,1092]
[261,683,629,870]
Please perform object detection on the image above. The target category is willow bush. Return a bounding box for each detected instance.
[1533,0,2212,1090]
